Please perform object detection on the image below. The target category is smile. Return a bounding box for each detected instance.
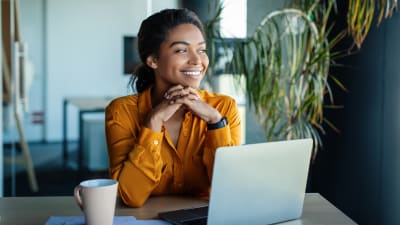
[182,71,202,77]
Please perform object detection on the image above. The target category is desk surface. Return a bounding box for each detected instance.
[65,96,114,110]
[0,193,356,225]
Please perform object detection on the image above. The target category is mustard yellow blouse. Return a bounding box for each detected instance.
[105,87,241,207]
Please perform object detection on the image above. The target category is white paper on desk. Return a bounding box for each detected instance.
[44,216,136,225]
[44,216,171,225]
[132,220,171,225]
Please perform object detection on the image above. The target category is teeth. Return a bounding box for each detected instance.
[183,71,201,76]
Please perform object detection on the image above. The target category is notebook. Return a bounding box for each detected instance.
[159,138,313,225]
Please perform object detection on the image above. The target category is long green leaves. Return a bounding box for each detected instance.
[289,0,398,49]
[348,0,398,49]
[229,9,332,155]
[205,0,396,157]
[377,0,398,25]
[348,0,375,49]
[348,0,398,48]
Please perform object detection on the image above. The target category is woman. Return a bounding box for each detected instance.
[105,8,241,207]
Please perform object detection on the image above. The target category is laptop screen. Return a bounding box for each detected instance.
[159,139,313,225]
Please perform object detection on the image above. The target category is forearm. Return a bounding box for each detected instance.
[203,120,241,180]
[115,143,163,207]
[108,127,164,207]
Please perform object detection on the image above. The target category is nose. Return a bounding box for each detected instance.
[188,51,201,65]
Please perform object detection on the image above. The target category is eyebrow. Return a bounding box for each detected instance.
[169,41,206,47]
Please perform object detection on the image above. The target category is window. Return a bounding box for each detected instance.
[220,0,247,38]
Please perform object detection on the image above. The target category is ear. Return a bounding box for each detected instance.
[146,55,158,69]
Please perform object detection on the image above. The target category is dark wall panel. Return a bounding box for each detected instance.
[381,13,400,225]
[313,8,400,225]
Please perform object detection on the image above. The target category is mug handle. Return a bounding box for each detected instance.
[74,185,84,211]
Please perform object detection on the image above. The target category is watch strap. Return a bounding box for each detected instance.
[207,116,228,130]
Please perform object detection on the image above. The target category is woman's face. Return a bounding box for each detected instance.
[149,23,209,89]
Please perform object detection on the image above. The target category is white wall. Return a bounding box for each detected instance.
[46,0,138,141]
[151,0,178,14]
[10,0,178,142]
[46,0,178,141]
[246,0,284,35]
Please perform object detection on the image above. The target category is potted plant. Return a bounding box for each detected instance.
[231,8,333,156]
[205,0,397,156]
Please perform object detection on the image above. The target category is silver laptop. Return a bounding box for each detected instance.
[159,138,313,225]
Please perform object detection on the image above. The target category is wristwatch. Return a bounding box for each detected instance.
[207,116,228,130]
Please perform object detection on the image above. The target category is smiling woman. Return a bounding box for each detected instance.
[105,8,242,207]
[148,23,209,90]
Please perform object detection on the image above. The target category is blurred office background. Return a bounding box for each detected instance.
[1,1,400,225]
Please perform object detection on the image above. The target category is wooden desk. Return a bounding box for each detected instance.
[62,97,113,170]
[0,193,356,225]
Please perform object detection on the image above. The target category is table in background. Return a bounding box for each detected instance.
[0,193,357,225]
[62,97,113,170]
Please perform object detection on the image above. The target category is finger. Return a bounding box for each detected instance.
[175,92,200,103]
[164,85,184,99]
[172,87,200,99]
[167,88,192,100]
[171,94,199,105]
[184,87,200,98]
[186,92,200,101]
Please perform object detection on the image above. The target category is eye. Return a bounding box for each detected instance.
[198,49,208,54]
[175,49,187,53]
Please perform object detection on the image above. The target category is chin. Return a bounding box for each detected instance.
[180,81,201,89]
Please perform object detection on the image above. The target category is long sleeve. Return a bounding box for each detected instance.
[105,98,164,207]
[202,96,242,180]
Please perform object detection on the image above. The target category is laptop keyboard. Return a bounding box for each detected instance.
[181,217,207,225]
[159,206,208,225]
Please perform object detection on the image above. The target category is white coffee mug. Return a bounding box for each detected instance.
[74,179,118,225]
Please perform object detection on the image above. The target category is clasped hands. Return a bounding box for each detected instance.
[146,85,222,132]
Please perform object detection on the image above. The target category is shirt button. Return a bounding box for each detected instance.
[153,140,159,145]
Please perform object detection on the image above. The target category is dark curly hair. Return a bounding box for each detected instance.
[129,8,205,93]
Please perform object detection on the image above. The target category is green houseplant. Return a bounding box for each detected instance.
[347,0,397,49]
[289,0,398,49]
[205,0,397,156]
[229,7,334,156]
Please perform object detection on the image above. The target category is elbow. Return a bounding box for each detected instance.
[118,186,147,208]
[121,196,146,208]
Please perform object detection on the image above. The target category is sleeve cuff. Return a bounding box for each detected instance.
[137,126,163,153]
[205,125,231,148]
